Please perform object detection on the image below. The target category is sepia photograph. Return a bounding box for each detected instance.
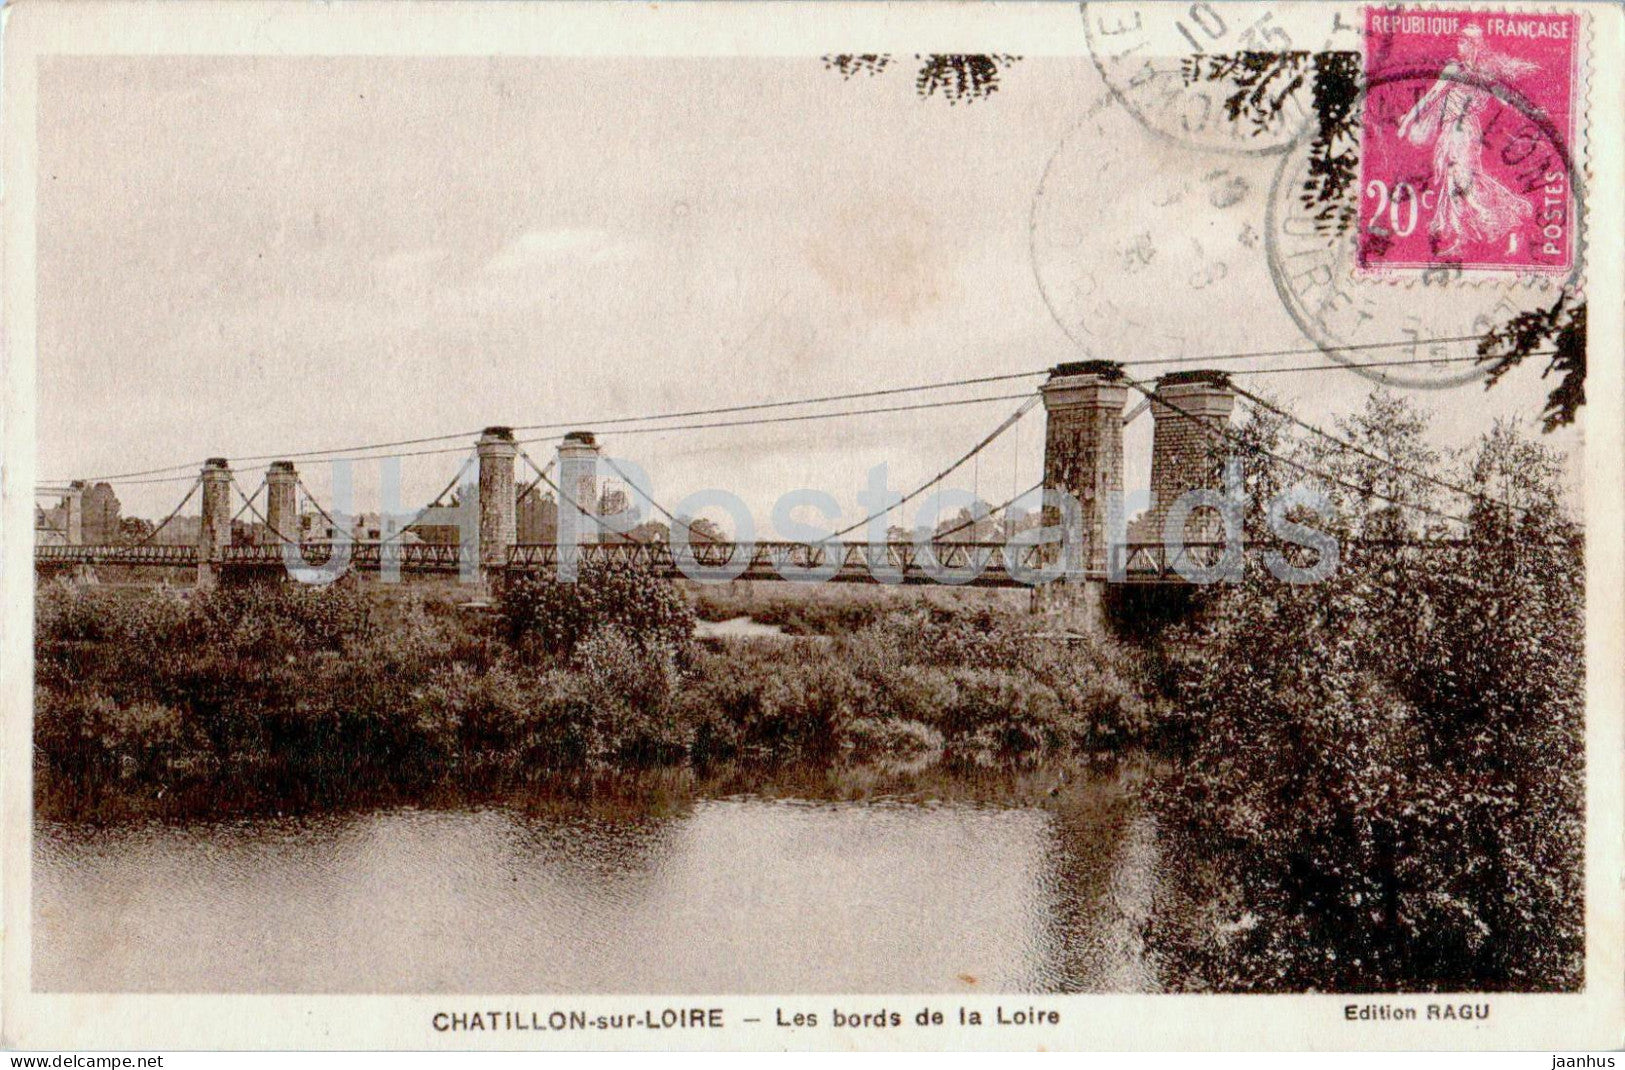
[2,0,1622,1052]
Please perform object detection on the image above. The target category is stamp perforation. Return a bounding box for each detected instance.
[1345,2,1591,292]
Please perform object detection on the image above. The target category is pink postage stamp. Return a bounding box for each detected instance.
[1358,7,1579,274]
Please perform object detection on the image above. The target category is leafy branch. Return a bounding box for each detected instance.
[822,54,1021,105]
[1477,295,1586,433]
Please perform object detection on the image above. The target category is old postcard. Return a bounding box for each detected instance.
[2,0,1622,1052]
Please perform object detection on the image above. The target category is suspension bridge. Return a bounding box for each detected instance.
[35,342,1570,628]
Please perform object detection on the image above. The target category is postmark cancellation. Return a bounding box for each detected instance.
[1357,7,1580,274]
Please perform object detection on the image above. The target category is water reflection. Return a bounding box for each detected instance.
[34,783,1154,993]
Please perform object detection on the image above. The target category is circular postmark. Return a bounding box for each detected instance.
[1030,96,1290,364]
[1081,1,1358,156]
[1265,61,1585,390]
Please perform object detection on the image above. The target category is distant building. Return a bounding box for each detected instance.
[35,503,70,545]
[153,516,202,546]
[34,481,120,545]
[82,483,121,543]
[599,484,630,522]
[517,488,558,543]
[409,480,553,545]
[306,511,421,544]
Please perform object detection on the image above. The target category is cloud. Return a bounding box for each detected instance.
[483,228,633,274]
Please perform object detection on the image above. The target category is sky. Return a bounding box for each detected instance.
[35,54,1582,530]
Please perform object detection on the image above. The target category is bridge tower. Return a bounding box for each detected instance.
[557,431,601,547]
[61,482,85,545]
[265,461,300,546]
[196,458,233,590]
[1034,360,1126,632]
[1148,370,1236,543]
[477,427,518,584]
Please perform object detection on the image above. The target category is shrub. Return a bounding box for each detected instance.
[841,716,943,759]
[671,641,869,760]
[932,667,1068,762]
[33,571,1158,811]
[573,626,687,763]
[36,582,191,649]
[753,654,870,758]
[35,688,213,789]
[689,587,889,636]
[668,648,763,761]
[1024,639,1155,752]
[497,561,695,662]
[846,605,1030,670]
[860,663,962,726]
[35,580,111,643]
[187,581,373,656]
[412,661,595,777]
[338,596,477,681]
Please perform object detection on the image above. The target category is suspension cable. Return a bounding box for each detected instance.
[296,477,342,536]
[1224,350,1557,378]
[230,476,300,547]
[390,456,478,539]
[128,476,203,547]
[1125,377,1471,527]
[515,455,555,506]
[933,480,1045,542]
[34,333,1534,484]
[1230,382,1534,516]
[521,457,638,545]
[597,452,685,530]
[501,332,1500,435]
[827,394,1041,540]
[521,391,1039,446]
[230,477,266,525]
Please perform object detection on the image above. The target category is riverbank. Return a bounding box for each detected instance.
[687,580,1029,636]
[34,569,1163,821]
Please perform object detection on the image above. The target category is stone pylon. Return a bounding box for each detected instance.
[476,427,518,586]
[196,458,232,590]
[1148,371,1236,544]
[1032,361,1127,633]
[556,431,602,547]
[265,461,299,546]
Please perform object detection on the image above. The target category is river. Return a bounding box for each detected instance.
[32,778,1160,993]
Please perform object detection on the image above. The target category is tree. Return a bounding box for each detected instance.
[1301,388,1446,540]
[628,521,670,544]
[496,560,695,663]
[116,517,155,546]
[674,516,726,544]
[934,503,1002,542]
[1148,392,1583,991]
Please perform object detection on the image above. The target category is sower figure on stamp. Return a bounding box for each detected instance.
[1396,22,1539,256]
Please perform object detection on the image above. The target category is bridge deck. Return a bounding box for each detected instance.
[504,540,1212,585]
[35,544,199,567]
[38,538,1532,586]
[23,539,1254,586]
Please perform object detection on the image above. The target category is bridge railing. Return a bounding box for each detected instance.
[507,539,1043,582]
[506,539,1233,585]
[42,536,1556,585]
[34,544,199,567]
[1114,541,1243,581]
[220,541,469,571]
